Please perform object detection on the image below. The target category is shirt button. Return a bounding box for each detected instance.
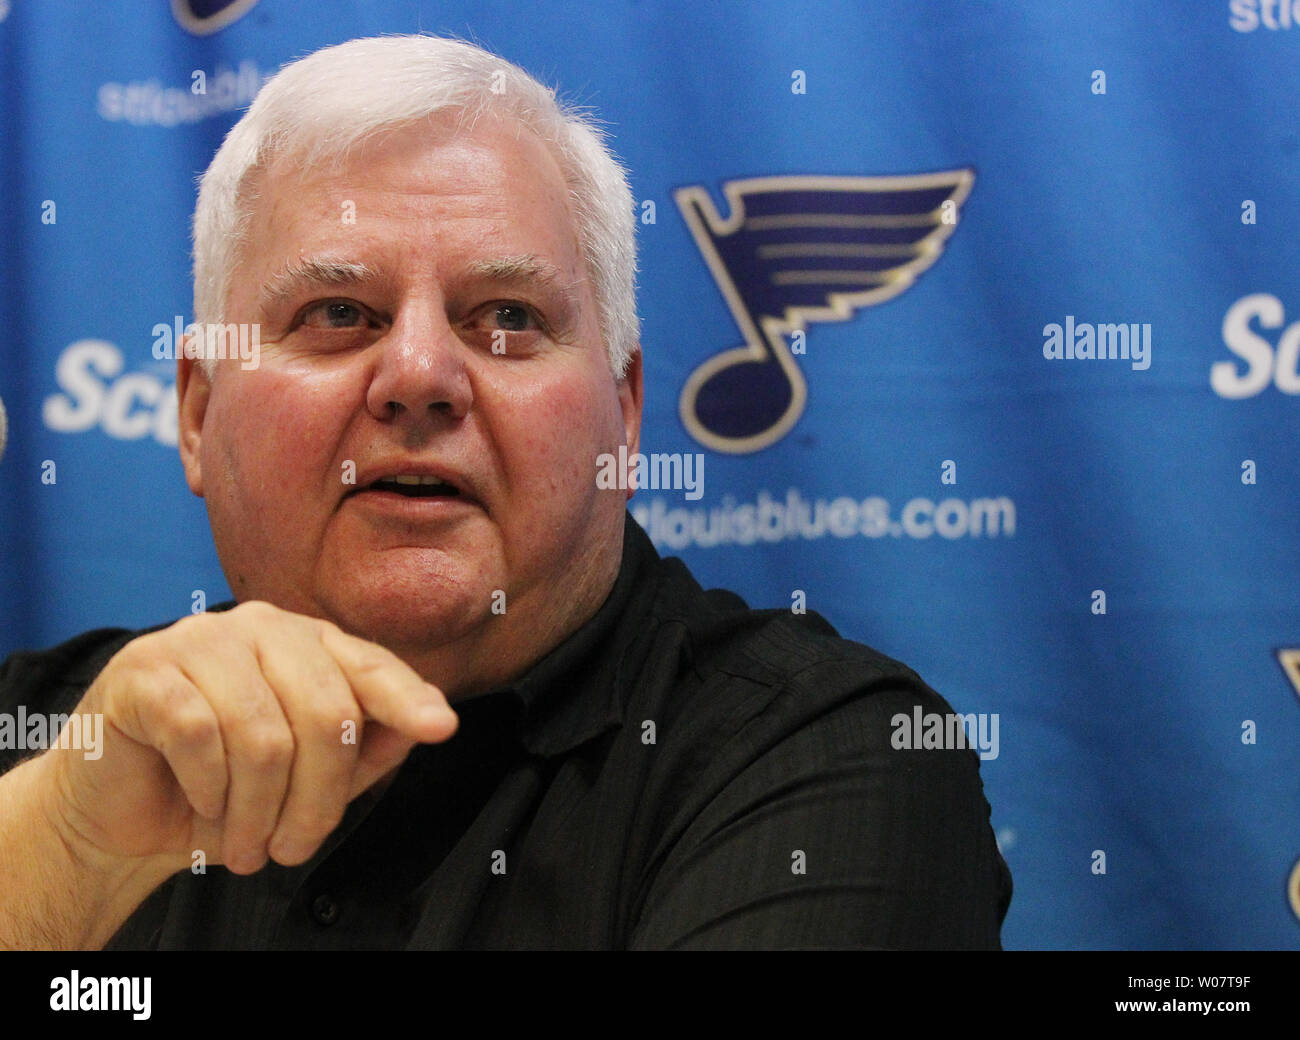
[310,894,341,926]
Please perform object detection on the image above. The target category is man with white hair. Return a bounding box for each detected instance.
[0,35,1010,949]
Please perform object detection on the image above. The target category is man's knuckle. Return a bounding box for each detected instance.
[164,705,219,748]
[168,611,208,638]
[131,668,195,718]
[235,726,293,770]
[310,615,342,638]
[233,599,279,625]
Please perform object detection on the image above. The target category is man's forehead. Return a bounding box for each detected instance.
[259,112,559,199]
[235,119,588,304]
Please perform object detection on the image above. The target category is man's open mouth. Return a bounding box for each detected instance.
[357,475,462,499]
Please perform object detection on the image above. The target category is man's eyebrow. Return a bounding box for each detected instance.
[464,254,581,304]
[258,253,582,311]
[261,256,380,308]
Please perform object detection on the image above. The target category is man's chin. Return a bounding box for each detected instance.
[318,579,490,658]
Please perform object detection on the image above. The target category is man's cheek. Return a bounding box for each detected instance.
[525,422,602,501]
[206,411,320,518]
[237,379,346,461]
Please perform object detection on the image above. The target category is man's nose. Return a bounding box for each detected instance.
[365,303,473,423]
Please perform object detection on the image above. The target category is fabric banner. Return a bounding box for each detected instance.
[0,0,1297,950]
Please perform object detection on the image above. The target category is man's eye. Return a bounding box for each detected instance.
[300,301,368,329]
[491,303,535,332]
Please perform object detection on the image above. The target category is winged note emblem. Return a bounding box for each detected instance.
[674,170,974,453]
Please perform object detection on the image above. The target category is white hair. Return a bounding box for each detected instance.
[192,34,639,378]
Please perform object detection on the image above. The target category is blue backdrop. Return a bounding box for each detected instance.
[1,0,1297,950]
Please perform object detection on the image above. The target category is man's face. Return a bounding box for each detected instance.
[178,115,642,698]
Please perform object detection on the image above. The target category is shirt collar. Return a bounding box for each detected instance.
[491,510,661,757]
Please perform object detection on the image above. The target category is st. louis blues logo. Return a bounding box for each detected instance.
[172,0,260,36]
[675,171,973,453]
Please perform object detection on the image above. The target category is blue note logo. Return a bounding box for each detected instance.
[171,0,260,36]
[675,171,973,453]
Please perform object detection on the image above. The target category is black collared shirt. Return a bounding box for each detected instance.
[0,513,1011,949]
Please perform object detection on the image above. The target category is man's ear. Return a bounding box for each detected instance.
[617,348,643,500]
[177,344,210,498]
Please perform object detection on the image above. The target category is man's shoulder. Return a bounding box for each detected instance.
[633,554,956,744]
[615,554,1010,947]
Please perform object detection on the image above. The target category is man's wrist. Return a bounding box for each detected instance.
[1,755,177,949]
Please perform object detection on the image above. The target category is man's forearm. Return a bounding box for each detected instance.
[0,755,170,950]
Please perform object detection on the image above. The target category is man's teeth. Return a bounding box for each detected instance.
[382,475,447,486]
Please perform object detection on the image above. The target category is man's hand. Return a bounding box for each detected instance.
[25,600,457,903]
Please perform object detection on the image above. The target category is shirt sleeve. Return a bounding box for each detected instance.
[627,672,1011,950]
